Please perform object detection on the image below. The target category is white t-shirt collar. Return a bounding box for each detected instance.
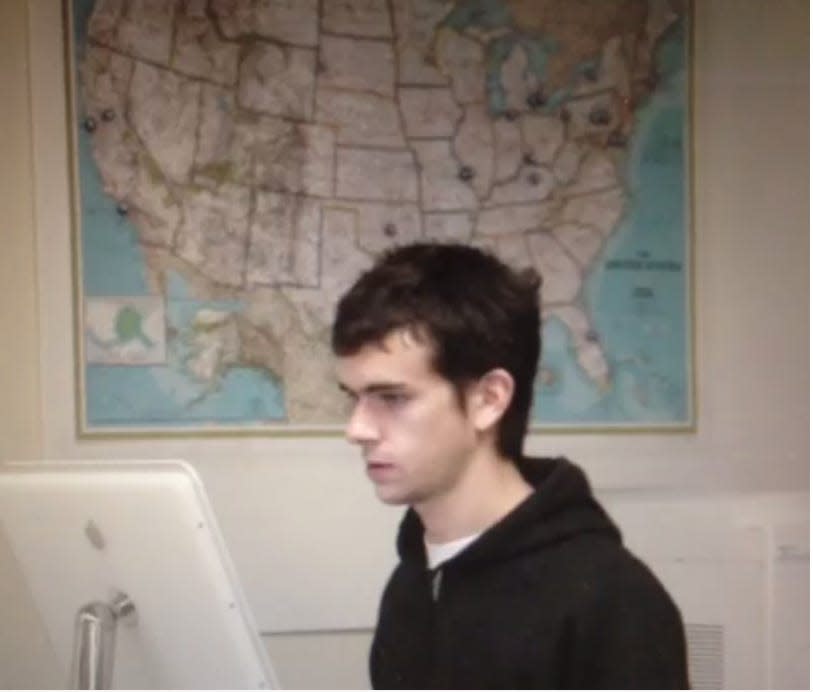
[424,532,481,570]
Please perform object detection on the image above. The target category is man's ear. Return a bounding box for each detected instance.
[469,368,515,432]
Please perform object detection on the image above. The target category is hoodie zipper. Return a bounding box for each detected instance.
[431,567,443,601]
[429,567,444,687]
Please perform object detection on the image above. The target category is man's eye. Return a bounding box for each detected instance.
[377,392,409,407]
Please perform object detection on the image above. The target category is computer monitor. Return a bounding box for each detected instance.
[0,460,278,689]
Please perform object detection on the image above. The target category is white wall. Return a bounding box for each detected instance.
[0,0,808,689]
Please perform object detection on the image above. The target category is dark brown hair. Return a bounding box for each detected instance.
[332,243,541,460]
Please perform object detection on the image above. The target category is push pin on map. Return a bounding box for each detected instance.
[526,89,546,109]
[589,107,611,127]
[582,64,599,82]
[101,108,116,123]
[458,165,475,182]
[116,202,129,216]
[83,116,97,133]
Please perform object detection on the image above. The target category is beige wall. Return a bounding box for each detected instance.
[0,5,50,689]
[0,0,42,462]
[1,0,808,689]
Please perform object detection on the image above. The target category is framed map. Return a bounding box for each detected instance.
[66,0,693,436]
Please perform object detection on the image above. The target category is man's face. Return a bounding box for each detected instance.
[336,330,479,508]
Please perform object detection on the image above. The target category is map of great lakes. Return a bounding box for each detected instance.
[70,0,692,432]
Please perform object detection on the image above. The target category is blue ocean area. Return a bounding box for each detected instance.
[73,0,94,51]
[87,364,285,426]
[83,212,288,426]
[79,132,149,297]
[534,15,690,426]
[74,0,286,427]
[84,246,288,426]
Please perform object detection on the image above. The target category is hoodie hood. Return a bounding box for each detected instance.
[396,456,621,567]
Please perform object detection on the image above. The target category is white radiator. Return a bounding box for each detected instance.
[600,492,809,690]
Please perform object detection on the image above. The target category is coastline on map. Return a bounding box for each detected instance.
[534,13,690,426]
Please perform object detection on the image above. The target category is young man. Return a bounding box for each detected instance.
[332,243,689,689]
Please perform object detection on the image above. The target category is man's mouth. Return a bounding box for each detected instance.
[366,461,396,481]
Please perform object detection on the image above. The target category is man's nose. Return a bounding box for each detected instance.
[345,399,379,445]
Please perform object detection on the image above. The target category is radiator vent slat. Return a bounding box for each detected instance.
[685,622,724,689]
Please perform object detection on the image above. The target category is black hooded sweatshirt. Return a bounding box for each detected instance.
[370,457,689,689]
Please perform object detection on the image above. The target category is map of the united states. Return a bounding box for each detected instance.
[75,0,690,430]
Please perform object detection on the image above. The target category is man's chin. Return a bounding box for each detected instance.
[373,486,410,506]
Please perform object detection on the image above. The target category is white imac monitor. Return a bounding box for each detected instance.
[0,460,278,689]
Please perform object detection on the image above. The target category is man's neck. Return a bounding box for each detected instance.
[415,449,533,544]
